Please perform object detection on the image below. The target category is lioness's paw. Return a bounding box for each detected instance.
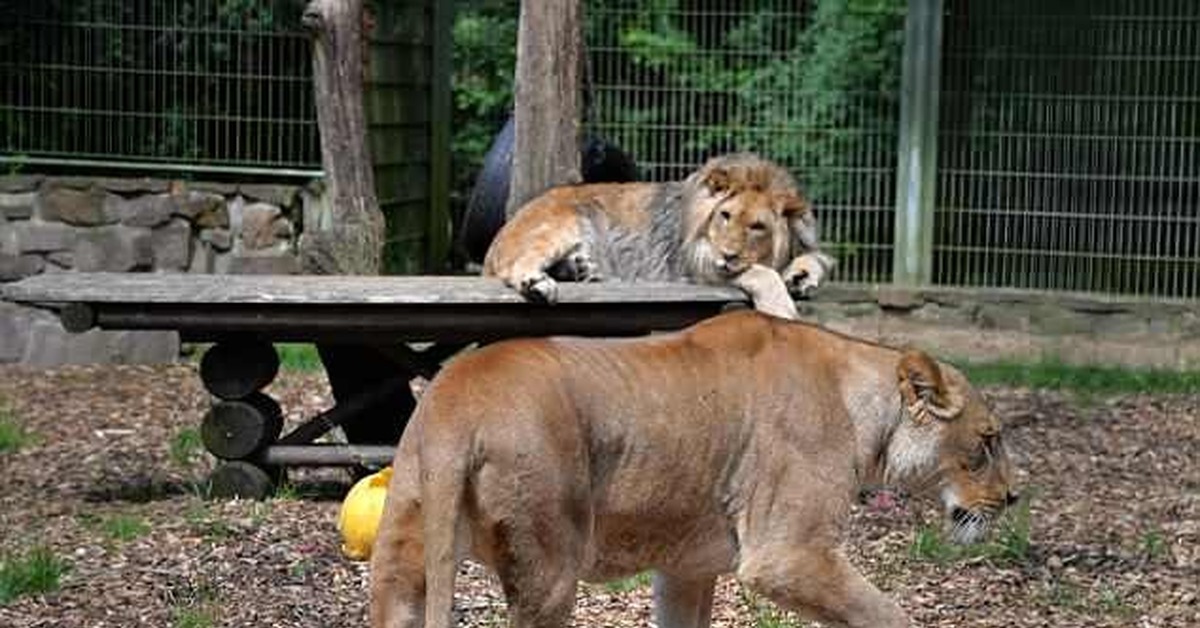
[520,274,559,304]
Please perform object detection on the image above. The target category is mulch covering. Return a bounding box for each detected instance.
[0,363,1196,627]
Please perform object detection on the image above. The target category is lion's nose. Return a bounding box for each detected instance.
[722,251,739,263]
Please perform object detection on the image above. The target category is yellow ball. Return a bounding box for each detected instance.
[337,466,393,561]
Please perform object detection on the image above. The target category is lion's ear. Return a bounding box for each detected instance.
[779,193,811,219]
[702,167,732,196]
[897,350,963,423]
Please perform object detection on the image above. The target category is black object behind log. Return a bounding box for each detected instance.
[459,116,639,263]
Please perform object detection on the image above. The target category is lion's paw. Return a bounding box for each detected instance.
[786,270,820,299]
[520,274,559,304]
[567,250,602,282]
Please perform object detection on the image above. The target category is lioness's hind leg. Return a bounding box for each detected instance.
[737,545,909,628]
[653,572,716,628]
[369,490,425,628]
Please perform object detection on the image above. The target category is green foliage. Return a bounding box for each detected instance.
[0,546,69,605]
[172,606,217,628]
[101,515,152,542]
[450,0,519,204]
[0,404,35,454]
[739,589,810,628]
[957,359,1200,395]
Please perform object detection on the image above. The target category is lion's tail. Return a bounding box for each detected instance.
[419,412,472,628]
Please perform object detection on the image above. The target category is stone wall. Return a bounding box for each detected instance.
[0,175,313,366]
[799,285,1200,369]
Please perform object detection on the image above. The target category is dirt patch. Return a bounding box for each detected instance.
[0,364,1196,627]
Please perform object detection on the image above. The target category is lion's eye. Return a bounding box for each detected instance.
[719,210,732,221]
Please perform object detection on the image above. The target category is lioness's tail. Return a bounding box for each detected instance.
[419,415,472,628]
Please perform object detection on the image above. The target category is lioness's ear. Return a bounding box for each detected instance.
[897,350,963,423]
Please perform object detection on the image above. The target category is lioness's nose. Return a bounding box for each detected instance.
[722,251,738,263]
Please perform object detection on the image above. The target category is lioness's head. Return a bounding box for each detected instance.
[889,351,1018,544]
[681,153,818,280]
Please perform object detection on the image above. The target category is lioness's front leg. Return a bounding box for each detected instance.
[737,545,910,628]
[653,572,716,628]
[731,264,800,320]
[782,251,835,299]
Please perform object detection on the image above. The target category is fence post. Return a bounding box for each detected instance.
[892,0,944,286]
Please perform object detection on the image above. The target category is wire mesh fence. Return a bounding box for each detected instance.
[935,0,1200,298]
[0,0,321,175]
[585,0,904,284]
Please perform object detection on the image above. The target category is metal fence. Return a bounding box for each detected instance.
[0,0,321,176]
[935,0,1200,299]
[586,0,1199,300]
[586,0,904,285]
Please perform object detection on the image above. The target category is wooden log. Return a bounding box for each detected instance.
[208,461,282,500]
[199,340,280,400]
[506,0,584,216]
[59,303,96,333]
[201,392,284,460]
[299,0,385,275]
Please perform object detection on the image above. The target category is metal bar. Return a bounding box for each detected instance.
[277,377,412,446]
[893,0,944,286]
[426,0,454,270]
[0,156,323,179]
[256,444,396,467]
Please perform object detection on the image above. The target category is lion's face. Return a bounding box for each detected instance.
[892,351,1017,544]
[683,154,814,280]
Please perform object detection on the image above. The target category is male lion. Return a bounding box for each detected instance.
[482,153,836,319]
[370,310,1017,628]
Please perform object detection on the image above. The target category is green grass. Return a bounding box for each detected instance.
[603,571,652,593]
[101,515,151,542]
[275,343,323,372]
[1139,529,1168,561]
[0,546,69,605]
[956,359,1200,395]
[0,404,35,454]
[172,606,217,628]
[169,428,204,468]
[909,496,1033,566]
[739,590,810,628]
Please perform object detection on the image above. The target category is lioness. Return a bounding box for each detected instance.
[482,153,836,319]
[370,310,1016,628]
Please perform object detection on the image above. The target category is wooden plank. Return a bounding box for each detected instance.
[1,273,747,306]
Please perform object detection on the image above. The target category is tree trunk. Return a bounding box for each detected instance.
[300,0,385,275]
[506,0,584,218]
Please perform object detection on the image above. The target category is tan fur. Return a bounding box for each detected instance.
[481,153,835,315]
[370,311,1016,628]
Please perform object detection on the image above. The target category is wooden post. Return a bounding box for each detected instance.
[892,0,944,286]
[506,0,584,218]
[300,0,385,275]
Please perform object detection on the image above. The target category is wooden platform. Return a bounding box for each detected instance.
[2,273,747,342]
[2,272,749,497]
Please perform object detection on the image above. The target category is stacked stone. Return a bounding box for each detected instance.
[0,175,310,365]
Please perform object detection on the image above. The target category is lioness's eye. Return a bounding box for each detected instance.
[719,210,732,221]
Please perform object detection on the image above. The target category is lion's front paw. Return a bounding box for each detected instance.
[567,250,603,282]
[783,256,826,299]
[519,274,559,304]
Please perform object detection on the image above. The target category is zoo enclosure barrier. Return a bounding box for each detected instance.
[585,0,1199,301]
